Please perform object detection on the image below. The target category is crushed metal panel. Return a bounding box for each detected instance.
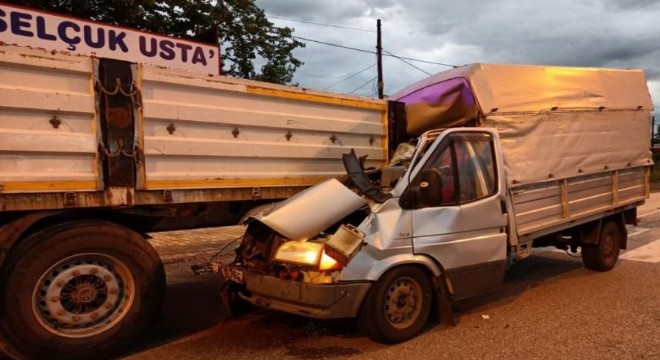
[258,179,367,240]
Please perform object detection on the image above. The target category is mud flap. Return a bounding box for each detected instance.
[219,278,234,318]
[219,276,253,318]
[432,276,456,326]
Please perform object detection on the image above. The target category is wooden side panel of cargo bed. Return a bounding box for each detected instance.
[511,167,649,236]
[0,47,99,193]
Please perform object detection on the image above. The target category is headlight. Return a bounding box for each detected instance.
[273,241,324,267]
[272,225,364,271]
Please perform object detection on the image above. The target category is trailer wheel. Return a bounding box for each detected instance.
[582,221,622,271]
[358,266,432,344]
[0,221,165,359]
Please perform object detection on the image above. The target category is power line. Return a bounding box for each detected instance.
[267,15,376,33]
[389,55,457,68]
[293,36,374,55]
[348,76,378,95]
[323,63,376,90]
[383,49,432,76]
[292,36,457,68]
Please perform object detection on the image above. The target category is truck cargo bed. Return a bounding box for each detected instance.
[0,45,388,211]
[512,167,648,238]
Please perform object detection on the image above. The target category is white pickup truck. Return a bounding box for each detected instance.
[219,63,654,343]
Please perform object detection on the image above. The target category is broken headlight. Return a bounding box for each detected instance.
[272,224,364,271]
[273,241,341,271]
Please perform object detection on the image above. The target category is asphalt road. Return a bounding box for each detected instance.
[121,198,660,360]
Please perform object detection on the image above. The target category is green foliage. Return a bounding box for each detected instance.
[651,152,660,183]
[653,123,660,147]
[5,0,305,84]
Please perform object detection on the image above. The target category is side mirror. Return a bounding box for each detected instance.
[399,168,444,209]
[419,168,444,207]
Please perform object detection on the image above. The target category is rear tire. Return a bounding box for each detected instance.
[582,221,622,271]
[358,266,432,344]
[0,221,165,359]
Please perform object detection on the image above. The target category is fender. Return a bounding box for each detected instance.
[367,253,443,280]
[579,212,627,249]
[0,211,59,359]
[342,251,443,282]
[0,211,58,270]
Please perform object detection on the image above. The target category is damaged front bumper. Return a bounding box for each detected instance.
[230,270,371,319]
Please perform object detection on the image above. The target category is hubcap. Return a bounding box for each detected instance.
[384,276,423,329]
[32,253,135,338]
[602,234,615,258]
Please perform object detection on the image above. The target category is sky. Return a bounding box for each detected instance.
[255,0,660,118]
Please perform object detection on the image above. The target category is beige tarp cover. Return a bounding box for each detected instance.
[392,63,654,186]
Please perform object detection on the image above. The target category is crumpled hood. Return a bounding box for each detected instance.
[254,179,368,240]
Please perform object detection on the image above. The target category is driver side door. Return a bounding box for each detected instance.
[409,130,508,300]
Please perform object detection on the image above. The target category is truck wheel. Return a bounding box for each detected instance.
[582,221,622,271]
[358,266,432,344]
[0,221,165,359]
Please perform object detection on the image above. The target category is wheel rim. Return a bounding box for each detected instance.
[602,233,616,259]
[384,276,423,329]
[32,253,135,338]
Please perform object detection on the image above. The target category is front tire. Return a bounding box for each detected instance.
[582,221,622,271]
[0,221,165,359]
[358,266,432,344]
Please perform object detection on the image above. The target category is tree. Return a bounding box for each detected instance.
[4,0,305,84]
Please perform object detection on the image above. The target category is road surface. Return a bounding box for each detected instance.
[121,196,660,360]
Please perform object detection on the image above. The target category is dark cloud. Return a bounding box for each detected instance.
[257,1,368,21]
[603,0,660,10]
[254,0,660,103]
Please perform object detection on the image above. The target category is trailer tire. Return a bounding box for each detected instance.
[582,221,621,271]
[0,221,165,359]
[358,266,432,344]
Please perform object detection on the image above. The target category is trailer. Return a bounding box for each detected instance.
[0,41,389,358]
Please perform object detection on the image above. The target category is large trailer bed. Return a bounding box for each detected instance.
[0,45,388,212]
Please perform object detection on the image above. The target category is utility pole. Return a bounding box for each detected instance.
[376,19,384,99]
[653,115,656,148]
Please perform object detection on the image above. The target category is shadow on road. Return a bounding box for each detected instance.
[123,252,589,358]
[451,253,585,318]
[121,263,226,357]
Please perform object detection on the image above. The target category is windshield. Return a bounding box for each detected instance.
[410,129,444,170]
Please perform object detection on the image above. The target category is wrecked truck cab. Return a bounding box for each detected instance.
[222,137,449,344]
[221,128,458,339]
